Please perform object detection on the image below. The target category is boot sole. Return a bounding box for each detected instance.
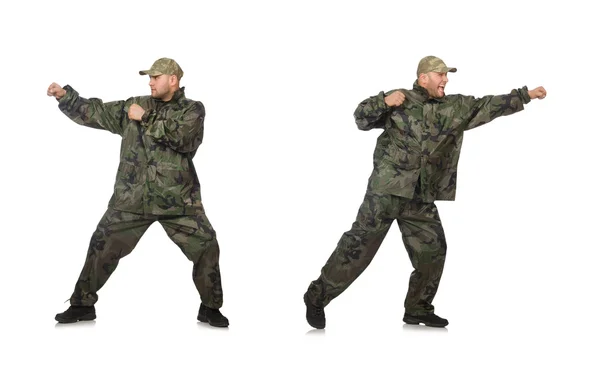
[403,316,448,328]
[55,313,96,324]
[197,315,229,328]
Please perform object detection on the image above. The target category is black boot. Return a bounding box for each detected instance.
[304,293,325,329]
[197,304,229,327]
[403,313,448,327]
[55,305,96,323]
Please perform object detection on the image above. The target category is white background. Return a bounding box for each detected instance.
[1,0,598,376]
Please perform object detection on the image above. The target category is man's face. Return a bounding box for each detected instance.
[422,71,449,98]
[149,74,172,100]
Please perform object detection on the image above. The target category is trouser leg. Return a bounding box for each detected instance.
[71,209,153,306]
[306,192,395,307]
[398,200,447,315]
[159,204,223,309]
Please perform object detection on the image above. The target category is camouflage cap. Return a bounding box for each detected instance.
[417,56,457,77]
[139,57,184,80]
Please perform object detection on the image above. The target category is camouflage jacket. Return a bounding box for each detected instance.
[355,81,531,202]
[58,86,205,215]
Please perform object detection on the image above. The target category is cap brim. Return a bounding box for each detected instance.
[139,69,163,76]
[427,67,458,75]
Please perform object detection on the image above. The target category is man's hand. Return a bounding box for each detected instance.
[47,83,66,100]
[528,86,547,100]
[384,91,406,107]
[128,104,146,121]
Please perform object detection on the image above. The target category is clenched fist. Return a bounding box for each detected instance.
[47,83,66,100]
[384,91,406,107]
[128,104,146,121]
[528,86,547,100]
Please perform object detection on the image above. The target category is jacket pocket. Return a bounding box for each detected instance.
[380,143,420,170]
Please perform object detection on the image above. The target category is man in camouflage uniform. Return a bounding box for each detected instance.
[304,56,547,329]
[47,58,229,327]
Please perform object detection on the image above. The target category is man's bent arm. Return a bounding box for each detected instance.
[354,91,393,131]
[141,101,205,154]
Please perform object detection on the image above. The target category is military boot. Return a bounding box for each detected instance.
[304,293,325,329]
[55,305,96,323]
[197,304,229,327]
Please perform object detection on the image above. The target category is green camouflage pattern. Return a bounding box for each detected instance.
[417,55,457,76]
[58,85,205,215]
[355,81,531,202]
[306,190,446,315]
[70,206,223,308]
[139,57,184,79]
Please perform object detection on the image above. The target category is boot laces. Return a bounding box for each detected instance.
[312,305,324,317]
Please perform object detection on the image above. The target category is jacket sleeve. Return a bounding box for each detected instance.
[141,101,205,154]
[460,86,531,131]
[57,85,126,136]
[353,91,393,131]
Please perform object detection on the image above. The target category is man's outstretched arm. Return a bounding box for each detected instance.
[461,85,546,131]
[47,82,126,136]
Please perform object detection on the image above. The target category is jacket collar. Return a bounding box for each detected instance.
[170,87,186,102]
[155,87,186,103]
[412,80,447,103]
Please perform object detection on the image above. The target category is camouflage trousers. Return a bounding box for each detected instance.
[306,191,447,315]
[69,206,223,308]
